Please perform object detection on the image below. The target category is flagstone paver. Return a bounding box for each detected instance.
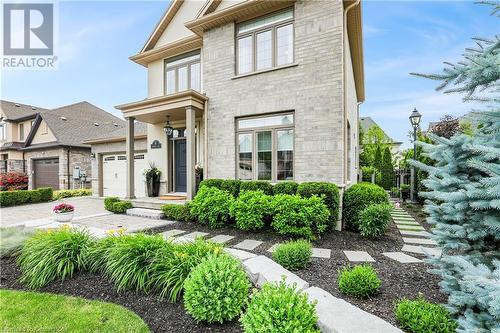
[225,248,257,261]
[209,234,235,244]
[395,221,421,226]
[162,229,186,238]
[343,251,376,262]
[397,225,426,231]
[233,239,263,251]
[312,248,331,259]
[183,231,209,239]
[402,244,442,257]
[382,252,422,263]
[402,237,437,246]
[400,230,431,237]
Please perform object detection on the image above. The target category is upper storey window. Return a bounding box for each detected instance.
[165,51,201,95]
[236,7,294,75]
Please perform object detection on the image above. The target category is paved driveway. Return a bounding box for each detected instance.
[0,197,108,227]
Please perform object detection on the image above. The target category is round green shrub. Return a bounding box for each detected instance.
[189,186,234,228]
[342,183,389,231]
[297,182,340,224]
[338,264,381,298]
[271,194,329,240]
[112,201,133,214]
[161,203,194,222]
[241,280,320,333]
[358,203,392,238]
[395,297,457,333]
[104,197,120,211]
[272,240,312,270]
[230,190,272,231]
[17,226,93,289]
[183,255,250,323]
[199,178,224,190]
[273,181,298,195]
[240,181,274,195]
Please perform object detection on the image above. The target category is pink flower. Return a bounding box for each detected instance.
[53,203,74,213]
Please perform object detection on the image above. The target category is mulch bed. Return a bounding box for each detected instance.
[1,204,446,331]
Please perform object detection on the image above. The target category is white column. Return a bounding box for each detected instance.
[186,106,196,200]
[126,117,135,199]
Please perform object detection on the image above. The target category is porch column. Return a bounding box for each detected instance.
[126,117,135,199]
[186,106,196,200]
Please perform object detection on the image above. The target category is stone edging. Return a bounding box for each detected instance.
[225,248,403,333]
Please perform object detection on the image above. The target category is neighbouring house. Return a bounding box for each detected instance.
[0,100,124,190]
[113,0,364,200]
[360,116,402,155]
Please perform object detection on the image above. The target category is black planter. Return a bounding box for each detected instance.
[147,174,161,197]
[401,189,410,202]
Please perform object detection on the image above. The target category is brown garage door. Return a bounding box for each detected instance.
[34,158,59,189]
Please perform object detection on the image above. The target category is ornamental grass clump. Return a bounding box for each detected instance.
[183,255,250,323]
[272,240,312,271]
[17,226,93,289]
[148,238,224,302]
[395,297,457,333]
[229,190,272,231]
[0,227,36,258]
[102,233,169,292]
[338,264,381,298]
[241,280,320,333]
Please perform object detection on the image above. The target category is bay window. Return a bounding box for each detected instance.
[237,113,294,181]
[236,7,294,75]
[164,51,201,95]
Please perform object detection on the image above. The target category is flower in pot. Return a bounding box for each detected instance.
[143,163,162,197]
[53,203,75,222]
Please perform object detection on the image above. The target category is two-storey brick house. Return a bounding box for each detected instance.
[110,0,364,201]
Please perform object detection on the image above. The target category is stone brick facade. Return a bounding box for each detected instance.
[203,0,352,184]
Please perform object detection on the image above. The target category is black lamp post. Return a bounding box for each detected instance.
[409,108,422,203]
[163,116,173,137]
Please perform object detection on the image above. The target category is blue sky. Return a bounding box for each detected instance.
[2,1,499,149]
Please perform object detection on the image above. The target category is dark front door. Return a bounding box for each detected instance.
[174,139,187,192]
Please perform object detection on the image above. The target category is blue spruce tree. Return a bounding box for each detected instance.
[411,3,500,332]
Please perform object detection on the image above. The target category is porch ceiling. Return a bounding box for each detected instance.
[115,90,207,124]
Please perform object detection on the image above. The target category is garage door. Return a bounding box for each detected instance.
[103,154,148,197]
[34,158,59,189]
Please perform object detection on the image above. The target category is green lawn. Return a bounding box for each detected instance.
[0,289,150,332]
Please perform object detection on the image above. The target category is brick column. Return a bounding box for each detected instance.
[126,117,135,199]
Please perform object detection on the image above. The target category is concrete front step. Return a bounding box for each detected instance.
[126,208,164,220]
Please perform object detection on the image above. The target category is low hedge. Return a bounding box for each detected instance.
[53,189,91,200]
[229,190,272,231]
[189,186,234,228]
[199,179,241,197]
[240,181,274,195]
[0,187,53,207]
[273,181,298,195]
[342,183,389,231]
[297,182,340,227]
[161,203,194,222]
[104,197,132,214]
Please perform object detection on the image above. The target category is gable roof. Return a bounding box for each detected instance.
[360,117,402,145]
[0,100,49,121]
[83,121,148,144]
[24,101,125,149]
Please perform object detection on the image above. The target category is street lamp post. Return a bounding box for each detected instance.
[409,108,422,203]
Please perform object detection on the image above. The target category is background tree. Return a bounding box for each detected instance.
[429,114,461,138]
[360,125,391,168]
[411,3,500,332]
[380,146,394,190]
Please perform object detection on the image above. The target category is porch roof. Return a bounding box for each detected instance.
[115,90,207,124]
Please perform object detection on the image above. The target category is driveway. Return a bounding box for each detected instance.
[0,197,108,227]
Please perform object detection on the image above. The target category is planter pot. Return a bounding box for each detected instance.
[401,190,410,202]
[54,211,74,222]
[147,174,161,197]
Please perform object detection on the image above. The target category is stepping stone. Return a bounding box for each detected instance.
[343,250,375,262]
[402,245,441,257]
[242,255,309,290]
[126,208,164,220]
[397,225,426,231]
[402,237,437,246]
[162,229,186,238]
[209,234,235,244]
[312,248,331,258]
[233,239,263,251]
[392,217,415,221]
[172,236,192,244]
[225,248,257,261]
[267,243,280,253]
[183,231,209,240]
[400,230,431,237]
[382,252,422,263]
[395,221,421,226]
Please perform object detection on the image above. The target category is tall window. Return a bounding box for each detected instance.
[19,123,24,141]
[236,7,294,75]
[165,51,201,95]
[237,113,294,181]
[0,121,6,141]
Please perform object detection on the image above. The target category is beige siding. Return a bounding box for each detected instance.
[147,59,164,98]
[31,120,57,144]
[214,0,246,12]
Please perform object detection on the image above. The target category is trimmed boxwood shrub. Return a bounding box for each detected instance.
[184,255,250,323]
[161,203,194,222]
[17,226,93,289]
[199,178,242,197]
[395,297,457,333]
[199,178,224,190]
[342,183,389,231]
[104,197,120,211]
[53,189,91,200]
[272,240,312,270]
[297,182,340,226]
[229,190,272,231]
[338,264,381,298]
[190,186,234,228]
[104,197,132,214]
[240,181,274,195]
[271,194,329,240]
[273,181,298,195]
[0,187,53,207]
[358,203,392,238]
[241,279,320,333]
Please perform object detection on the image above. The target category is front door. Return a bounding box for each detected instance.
[174,139,187,192]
